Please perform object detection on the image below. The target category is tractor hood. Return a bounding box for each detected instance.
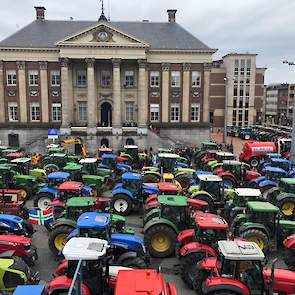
[111,234,145,252]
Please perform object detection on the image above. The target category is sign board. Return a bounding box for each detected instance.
[48,129,59,140]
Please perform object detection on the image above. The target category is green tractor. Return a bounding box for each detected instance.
[82,174,106,196]
[264,178,295,220]
[143,195,208,258]
[194,141,219,165]
[63,162,83,181]
[40,153,79,173]
[48,197,133,255]
[205,151,235,171]
[231,201,295,252]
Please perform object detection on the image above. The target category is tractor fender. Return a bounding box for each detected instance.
[191,190,214,202]
[111,233,145,253]
[143,217,178,234]
[112,188,134,199]
[143,171,161,177]
[179,241,218,258]
[203,277,250,295]
[66,229,78,241]
[229,213,247,235]
[144,208,161,224]
[51,218,76,231]
[46,275,91,295]
[116,251,138,264]
[283,234,295,249]
[142,186,159,195]
[117,163,131,171]
[177,229,195,244]
[113,183,122,190]
[238,222,269,237]
[50,200,65,208]
[37,187,58,197]
[276,192,295,203]
[259,179,277,188]
[255,176,266,184]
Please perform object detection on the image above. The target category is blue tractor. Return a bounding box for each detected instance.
[99,154,131,176]
[0,214,34,237]
[266,158,295,175]
[238,127,255,140]
[66,212,148,269]
[258,153,283,172]
[249,166,289,193]
[111,172,159,215]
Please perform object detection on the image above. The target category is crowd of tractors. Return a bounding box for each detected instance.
[0,136,295,295]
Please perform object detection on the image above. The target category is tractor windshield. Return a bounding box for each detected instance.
[161,206,187,229]
[200,181,223,201]
[79,227,108,240]
[123,179,141,194]
[160,158,177,173]
[196,228,227,246]
[102,157,116,170]
[248,211,276,234]
[67,206,92,220]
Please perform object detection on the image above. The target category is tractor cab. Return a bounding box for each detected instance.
[0,214,33,237]
[277,138,291,157]
[97,147,113,158]
[222,160,244,176]
[198,175,224,202]
[279,178,295,193]
[57,181,91,201]
[79,158,99,175]
[215,152,235,163]
[64,197,97,221]
[158,153,180,173]
[44,153,68,168]
[123,145,139,162]
[194,213,228,246]
[63,162,83,181]
[201,141,219,151]
[101,154,117,170]
[269,158,294,173]
[10,157,32,174]
[47,171,70,188]
[233,188,263,207]
[121,172,142,195]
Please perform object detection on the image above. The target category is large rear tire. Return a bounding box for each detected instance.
[34,192,54,209]
[144,224,176,258]
[111,194,133,216]
[180,252,205,289]
[48,225,74,256]
[278,197,295,219]
[241,229,269,252]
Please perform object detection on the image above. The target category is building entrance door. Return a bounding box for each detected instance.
[100,102,112,127]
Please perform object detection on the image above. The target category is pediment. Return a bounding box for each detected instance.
[56,22,149,48]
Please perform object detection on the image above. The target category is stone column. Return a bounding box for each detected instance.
[0,61,5,123]
[60,58,71,134]
[182,63,191,122]
[39,61,49,123]
[112,58,122,134]
[17,61,27,122]
[137,59,148,134]
[203,63,212,123]
[161,63,170,122]
[86,58,97,135]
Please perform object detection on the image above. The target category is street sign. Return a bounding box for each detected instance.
[48,129,59,140]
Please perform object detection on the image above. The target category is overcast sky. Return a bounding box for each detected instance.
[0,0,295,84]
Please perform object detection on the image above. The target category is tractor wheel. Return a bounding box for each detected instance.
[121,257,147,269]
[21,205,29,219]
[43,164,59,174]
[180,252,205,289]
[34,192,54,209]
[241,229,269,252]
[111,194,132,216]
[283,249,295,270]
[222,176,236,189]
[142,174,160,183]
[191,194,214,213]
[175,175,190,190]
[278,197,295,219]
[250,157,259,168]
[144,224,176,258]
[48,225,74,256]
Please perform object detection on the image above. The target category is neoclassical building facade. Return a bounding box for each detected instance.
[0,7,265,149]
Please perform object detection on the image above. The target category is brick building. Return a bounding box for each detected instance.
[0,7,265,149]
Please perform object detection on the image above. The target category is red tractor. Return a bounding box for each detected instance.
[215,160,260,189]
[115,269,178,295]
[195,240,295,295]
[283,234,295,270]
[177,213,228,288]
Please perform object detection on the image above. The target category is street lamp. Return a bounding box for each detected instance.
[282,60,295,161]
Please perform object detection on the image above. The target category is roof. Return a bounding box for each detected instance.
[13,285,45,295]
[58,181,84,191]
[235,188,261,197]
[79,158,98,164]
[195,213,228,230]
[48,171,70,179]
[197,175,223,182]
[267,153,282,158]
[115,269,167,295]
[66,197,96,207]
[218,240,264,261]
[10,157,31,163]
[0,214,23,223]
[263,166,286,173]
[122,172,141,181]
[271,158,290,163]
[223,160,242,166]
[62,237,109,260]
[158,153,180,159]
[247,201,279,213]
[77,212,111,229]
[158,195,187,206]
[6,152,24,158]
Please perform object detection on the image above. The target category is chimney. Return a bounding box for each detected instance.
[167,9,177,23]
[34,6,46,20]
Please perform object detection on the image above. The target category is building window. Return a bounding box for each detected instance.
[245,85,250,97]
[8,102,18,121]
[192,71,201,87]
[239,97,243,109]
[171,71,181,87]
[191,103,200,122]
[51,71,60,86]
[246,59,251,76]
[124,70,135,87]
[30,102,40,121]
[78,101,87,121]
[125,102,134,121]
[240,80,244,96]
[232,109,237,126]
[150,71,160,87]
[150,104,160,122]
[76,70,87,87]
[52,103,61,122]
[170,103,180,122]
[233,97,237,108]
[240,60,245,76]
[245,97,249,108]
[245,109,249,126]
[233,84,238,96]
[238,109,243,126]
[6,70,17,86]
[28,70,39,86]
[101,70,111,87]
[234,59,239,76]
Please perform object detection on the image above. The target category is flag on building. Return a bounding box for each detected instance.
[28,207,54,225]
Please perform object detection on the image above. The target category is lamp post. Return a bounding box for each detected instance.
[282,60,295,161]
